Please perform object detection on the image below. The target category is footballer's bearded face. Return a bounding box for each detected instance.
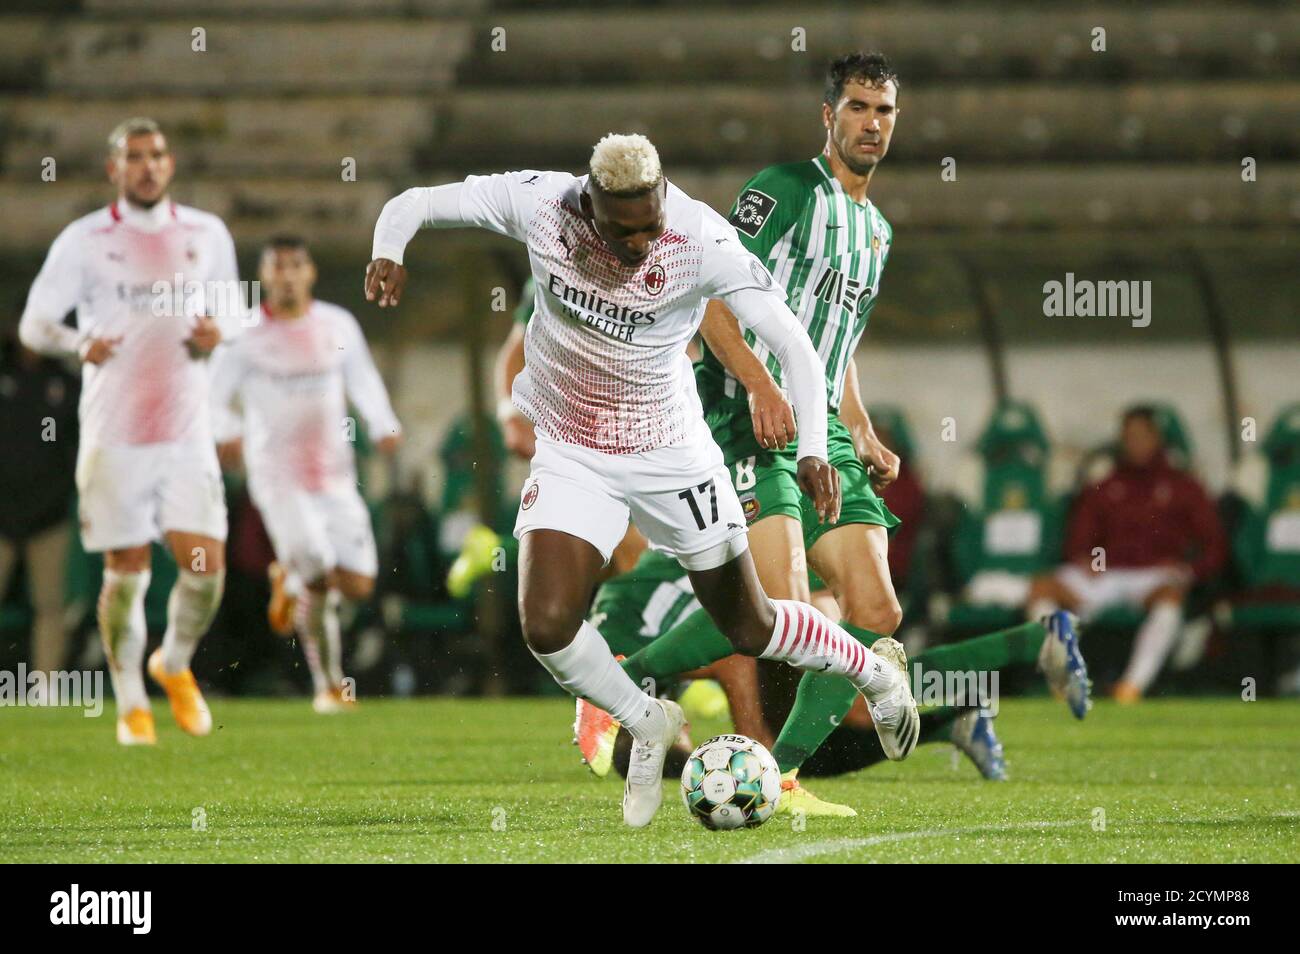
[259,247,317,314]
[107,132,175,209]
[823,79,898,177]
[581,182,666,267]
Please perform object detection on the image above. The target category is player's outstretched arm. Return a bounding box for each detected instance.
[366,173,540,308]
[720,285,840,523]
[699,299,795,451]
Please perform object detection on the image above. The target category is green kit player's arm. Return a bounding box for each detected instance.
[838,357,900,490]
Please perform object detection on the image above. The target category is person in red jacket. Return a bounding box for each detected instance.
[1026,406,1226,702]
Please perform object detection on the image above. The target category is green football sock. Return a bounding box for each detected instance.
[772,620,1047,773]
[770,621,883,774]
[914,621,1046,675]
[620,608,734,691]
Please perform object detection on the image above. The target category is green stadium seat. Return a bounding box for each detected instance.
[1228,403,1300,631]
[948,401,1065,630]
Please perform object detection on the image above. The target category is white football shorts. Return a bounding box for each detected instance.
[514,421,748,571]
[76,440,227,553]
[252,483,378,583]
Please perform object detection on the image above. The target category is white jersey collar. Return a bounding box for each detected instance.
[110,197,176,232]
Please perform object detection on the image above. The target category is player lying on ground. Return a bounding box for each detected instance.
[211,236,401,713]
[577,537,1090,799]
[367,133,919,827]
[20,118,240,745]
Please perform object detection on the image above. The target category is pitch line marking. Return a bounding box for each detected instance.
[734,813,1300,864]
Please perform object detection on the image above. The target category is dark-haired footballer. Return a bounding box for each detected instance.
[576,54,1089,815]
[210,236,402,713]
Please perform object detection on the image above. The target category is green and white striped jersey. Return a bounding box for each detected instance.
[699,155,892,411]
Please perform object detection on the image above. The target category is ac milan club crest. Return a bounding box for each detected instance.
[643,263,666,296]
[522,482,539,510]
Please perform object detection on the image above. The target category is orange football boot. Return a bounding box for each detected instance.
[147,649,213,736]
[116,708,157,746]
[267,561,297,637]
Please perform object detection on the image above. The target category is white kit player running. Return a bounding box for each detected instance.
[366,134,919,828]
[19,118,242,745]
[210,237,401,713]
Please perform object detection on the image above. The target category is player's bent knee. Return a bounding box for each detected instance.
[519,598,586,654]
[863,601,904,636]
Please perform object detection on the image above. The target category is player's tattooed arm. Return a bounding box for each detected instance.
[840,360,899,489]
[717,286,839,521]
[700,299,796,450]
[797,457,842,525]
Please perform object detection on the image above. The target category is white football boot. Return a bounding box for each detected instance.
[622,698,687,828]
[865,637,920,761]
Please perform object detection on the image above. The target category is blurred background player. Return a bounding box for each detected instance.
[19,118,240,745]
[366,133,919,827]
[211,236,401,713]
[1026,405,1226,702]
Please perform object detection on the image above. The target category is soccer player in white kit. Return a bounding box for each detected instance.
[366,134,919,827]
[210,236,401,713]
[19,119,241,745]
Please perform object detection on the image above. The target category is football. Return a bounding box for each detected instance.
[680,734,782,830]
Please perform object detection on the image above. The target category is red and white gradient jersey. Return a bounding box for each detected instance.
[458,172,782,454]
[20,199,242,448]
[208,300,401,497]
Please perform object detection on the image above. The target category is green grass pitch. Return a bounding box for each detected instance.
[2,697,1297,863]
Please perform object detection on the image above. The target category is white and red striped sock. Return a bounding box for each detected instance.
[761,599,897,699]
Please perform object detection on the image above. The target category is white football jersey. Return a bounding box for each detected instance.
[208,300,401,497]
[21,199,242,448]
[447,172,783,454]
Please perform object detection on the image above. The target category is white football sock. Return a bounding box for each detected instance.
[1121,601,1183,692]
[159,569,224,673]
[297,588,343,694]
[760,599,897,699]
[98,569,151,713]
[530,621,665,742]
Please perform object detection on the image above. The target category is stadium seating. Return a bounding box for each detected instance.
[947,401,1065,630]
[1228,404,1300,631]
